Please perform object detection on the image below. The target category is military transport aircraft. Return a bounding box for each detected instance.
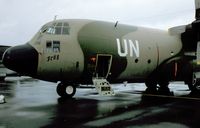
[2,0,200,98]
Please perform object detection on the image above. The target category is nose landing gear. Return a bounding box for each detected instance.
[188,72,200,92]
[56,83,76,98]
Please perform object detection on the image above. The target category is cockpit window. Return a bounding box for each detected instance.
[55,26,62,34]
[56,22,62,26]
[40,25,48,33]
[42,22,70,35]
[53,41,60,52]
[46,41,60,53]
[62,22,70,34]
[46,27,56,34]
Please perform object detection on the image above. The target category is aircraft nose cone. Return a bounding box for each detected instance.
[2,44,38,76]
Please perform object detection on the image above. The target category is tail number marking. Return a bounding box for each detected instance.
[47,54,59,62]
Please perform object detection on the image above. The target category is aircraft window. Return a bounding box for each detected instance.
[45,22,70,35]
[62,26,70,34]
[53,41,60,52]
[55,27,62,34]
[40,25,48,33]
[56,22,62,26]
[46,41,52,52]
[64,23,69,27]
[53,23,56,26]
[46,41,60,53]
[46,27,56,34]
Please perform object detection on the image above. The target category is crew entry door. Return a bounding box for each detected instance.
[95,54,112,78]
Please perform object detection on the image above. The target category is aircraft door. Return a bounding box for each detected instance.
[95,54,112,78]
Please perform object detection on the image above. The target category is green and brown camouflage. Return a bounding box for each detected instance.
[3,0,200,98]
[28,19,182,84]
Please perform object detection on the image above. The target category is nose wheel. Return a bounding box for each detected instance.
[56,83,76,98]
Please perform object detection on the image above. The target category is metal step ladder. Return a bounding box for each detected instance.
[92,78,115,96]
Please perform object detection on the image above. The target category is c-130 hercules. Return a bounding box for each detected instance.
[2,0,200,98]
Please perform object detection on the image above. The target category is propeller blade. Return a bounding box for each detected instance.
[195,0,200,20]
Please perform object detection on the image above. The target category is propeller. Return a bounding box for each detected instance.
[195,0,200,20]
[193,0,200,64]
[177,0,200,56]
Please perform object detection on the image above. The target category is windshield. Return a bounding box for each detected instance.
[40,22,70,35]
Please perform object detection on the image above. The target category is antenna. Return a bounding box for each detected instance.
[114,21,119,28]
[54,15,58,21]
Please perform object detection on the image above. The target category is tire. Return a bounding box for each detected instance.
[158,81,169,88]
[188,74,195,90]
[188,83,193,90]
[57,83,64,97]
[0,77,5,81]
[157,86,173,95]
[56,83,76,98]
[145,76,157,89]
[189,74,200,91]
[145,80,157,88]
[145,87,157,94]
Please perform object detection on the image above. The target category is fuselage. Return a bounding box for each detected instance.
[3,19,182,84]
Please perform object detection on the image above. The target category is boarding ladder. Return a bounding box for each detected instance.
[92,78,115,96]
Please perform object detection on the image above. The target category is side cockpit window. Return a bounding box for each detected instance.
[46,41,52,52]
[44,22,70,35]
[53,41,60,52]
[46,41,60,53]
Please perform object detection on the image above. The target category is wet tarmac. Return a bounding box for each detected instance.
[0,77,200,128]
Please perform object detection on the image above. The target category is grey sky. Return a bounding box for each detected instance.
[0,0,195,46]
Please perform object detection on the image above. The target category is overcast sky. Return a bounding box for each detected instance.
[0,0,195,46]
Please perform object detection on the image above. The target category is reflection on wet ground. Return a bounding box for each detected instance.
[0,77,200,128]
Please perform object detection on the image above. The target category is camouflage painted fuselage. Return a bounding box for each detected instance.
[26,19,182,84]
